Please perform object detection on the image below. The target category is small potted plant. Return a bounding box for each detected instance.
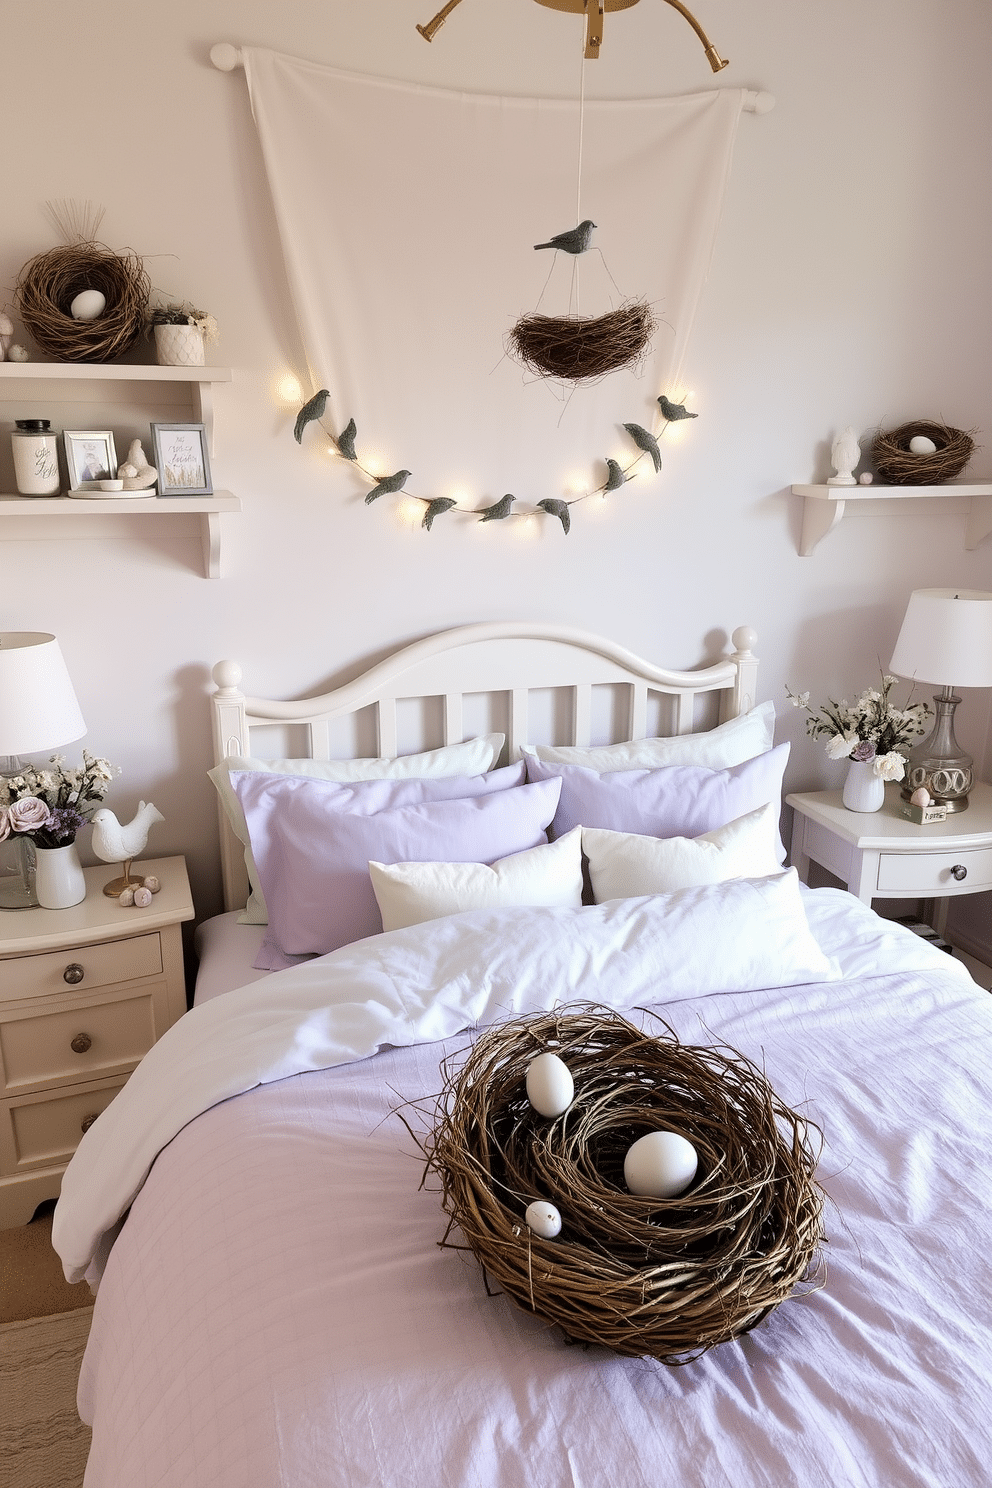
[148,302,219,367]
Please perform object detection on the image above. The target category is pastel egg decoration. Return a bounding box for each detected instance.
[525,1051,574,1118]
[70,289,107,321]
[910,786,931,808]
[525,1200,562,1239]
[624,1130,698,1199]
[909,434,937,455]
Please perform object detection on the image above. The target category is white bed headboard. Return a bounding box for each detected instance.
[210,621,759,913]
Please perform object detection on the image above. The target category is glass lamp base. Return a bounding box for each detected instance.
[900,691,973,812]
[0,834,38,909]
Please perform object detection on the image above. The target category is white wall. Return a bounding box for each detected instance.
[3,0,991,934]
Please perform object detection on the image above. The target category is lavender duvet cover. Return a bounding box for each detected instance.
[54,882,992,1487]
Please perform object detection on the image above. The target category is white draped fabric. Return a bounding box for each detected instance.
[242,48,744,512]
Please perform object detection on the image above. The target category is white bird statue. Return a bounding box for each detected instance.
[91,802,164,897]
[828,425,861,486]
[120,438,158,492]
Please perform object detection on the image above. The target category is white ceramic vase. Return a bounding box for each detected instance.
[154,323,205,367]
[842,759,885,813]
[34,841,86,909]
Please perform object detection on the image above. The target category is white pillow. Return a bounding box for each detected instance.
[526,699,775,773]
[582,803,781,903]
[370,827,584,932]
[210,733,505,924]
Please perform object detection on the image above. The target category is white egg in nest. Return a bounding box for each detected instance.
[624,1130,698,1199]
[909,435,937,455]
[525,1051,574,1118]
[70,289,107,321]
[524,1200,562,1239]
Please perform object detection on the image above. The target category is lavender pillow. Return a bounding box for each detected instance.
[524,743,790,857]
[232,771,563,970]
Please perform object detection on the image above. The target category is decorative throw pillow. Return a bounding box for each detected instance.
[526,699,775,772]
[370,827,584,932]
[524,742,789,858]
[209,732,508,923]
[233,773,564,970]
[582,804,782,903]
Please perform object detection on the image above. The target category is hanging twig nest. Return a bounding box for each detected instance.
[421,1007,825,1365]
[870,420,975,486]
[508,299,655,382]
[15,242,151,362]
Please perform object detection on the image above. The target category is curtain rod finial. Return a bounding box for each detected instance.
[210,43,243,72]
[743,90,775,114]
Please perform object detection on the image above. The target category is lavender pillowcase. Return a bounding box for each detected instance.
[232,770,563,970]
[523,743,790,858]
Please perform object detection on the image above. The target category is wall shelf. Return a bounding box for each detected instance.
[792,482,992,556]
[0,362,236,576]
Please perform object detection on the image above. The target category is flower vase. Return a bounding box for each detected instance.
[842,759,885,813]
[154,323,205,367]
[34,842,86,909]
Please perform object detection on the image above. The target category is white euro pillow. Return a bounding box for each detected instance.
[370,827,583,932]
[583,802,782,902]
[526,699,775,773]
[210,733,505,924]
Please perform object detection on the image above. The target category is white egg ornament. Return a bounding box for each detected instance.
[525,1200,562,1239]
[525,1051,574,1118]
[909,434,937,455]
[70,289,107,321]
[624,1130,698,1199]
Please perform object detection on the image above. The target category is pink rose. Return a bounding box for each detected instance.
[8,797,52,833]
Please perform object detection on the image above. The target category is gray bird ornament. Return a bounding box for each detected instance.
[336,418,358,461]
[534,220,596,255]
[365,470,412,504]
[294,389,330,443]
[657,395,698,422]
[479,494,515,522]
[422,497,457,530]
[623,422,662,473]
[537,498,571,534]
[603,458,626,492]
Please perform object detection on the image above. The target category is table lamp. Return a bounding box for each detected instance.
[0,632,87,908]
[889,588,992,812]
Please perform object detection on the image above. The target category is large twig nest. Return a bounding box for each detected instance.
[15,242,151,362]
[508,300,655,382]
[871,420,975,485]
[421,1007,825,1365]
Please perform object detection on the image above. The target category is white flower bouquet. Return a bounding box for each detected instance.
[0,751,119,848]
[786,674,930,782]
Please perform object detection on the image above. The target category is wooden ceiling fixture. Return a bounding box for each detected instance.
[417,0,728,66]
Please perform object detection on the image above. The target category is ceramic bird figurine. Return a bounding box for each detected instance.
[120,439,158,491]
[534,220,596,255]
[623,422,662,473]
[365,470,411,504]
[91,802,165,897]
[294,388,330,443]
[828,426,861,486]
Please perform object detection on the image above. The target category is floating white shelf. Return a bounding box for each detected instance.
[792,481,992,556]
[0,362,237,576]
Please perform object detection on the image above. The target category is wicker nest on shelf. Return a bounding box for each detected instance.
[507,300,655,382]
[870,420,975,485]
[15,242,151,363]
[421,1007,825,1365]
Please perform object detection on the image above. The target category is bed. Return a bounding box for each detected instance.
[52,622,992,1488]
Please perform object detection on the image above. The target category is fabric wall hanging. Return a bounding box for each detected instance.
[238,48,746,529]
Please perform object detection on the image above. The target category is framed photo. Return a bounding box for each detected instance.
[151,422,213,497]
[63,431,118,491]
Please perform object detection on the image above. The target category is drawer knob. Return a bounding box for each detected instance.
[63,963,85,985]
[951,864,968,881]
[80,1113,99,1135]
[70,1032,93,1054]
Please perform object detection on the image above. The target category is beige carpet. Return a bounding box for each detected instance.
[0,1306,93,1488]
[0,1208,93,1324]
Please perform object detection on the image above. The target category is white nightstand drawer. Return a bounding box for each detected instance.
[0,1075,127,1174]
[0,986,165,1095]
[876,846,992,895]
[0,932,163,1003]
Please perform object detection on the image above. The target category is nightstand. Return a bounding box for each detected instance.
[786,783,992,931]
[0,854,193,1228]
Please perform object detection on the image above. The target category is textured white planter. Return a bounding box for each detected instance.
[34,841,86,909]
[154,323,205,367]
[842,759,885,813]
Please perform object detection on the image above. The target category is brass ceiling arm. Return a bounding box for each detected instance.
[416,0,727,69]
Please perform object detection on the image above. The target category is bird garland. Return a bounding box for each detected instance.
[292,392,698,533]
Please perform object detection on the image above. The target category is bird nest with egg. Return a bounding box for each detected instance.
[418,1007,825,1365]
[507,299,655,383]
[871,420,975,486]
[15,242,151,362]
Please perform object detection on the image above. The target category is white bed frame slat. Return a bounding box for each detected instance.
[210,622,759,912]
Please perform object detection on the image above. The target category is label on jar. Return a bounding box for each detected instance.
[12,433,60,495]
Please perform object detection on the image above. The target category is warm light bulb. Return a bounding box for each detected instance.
[275,372,303,405]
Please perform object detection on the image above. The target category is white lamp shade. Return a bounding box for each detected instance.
[0,632,87,756]
[890,589,992,689]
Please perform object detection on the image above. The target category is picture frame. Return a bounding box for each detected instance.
[150,422,213,497]
[63,430,118,491]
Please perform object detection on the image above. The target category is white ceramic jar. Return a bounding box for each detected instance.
[12,418,60,495]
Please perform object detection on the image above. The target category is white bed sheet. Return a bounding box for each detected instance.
[64,889,992,1488]
[193,910,269,1003]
